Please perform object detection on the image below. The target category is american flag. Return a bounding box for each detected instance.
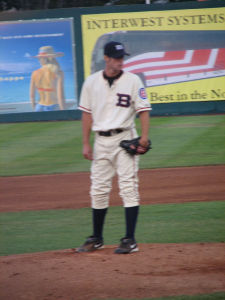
[123,48,225,87]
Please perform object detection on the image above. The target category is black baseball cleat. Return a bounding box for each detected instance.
[114,237,139,254]
[76,236,104,253]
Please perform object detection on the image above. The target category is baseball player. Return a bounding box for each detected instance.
[77,41,151,254]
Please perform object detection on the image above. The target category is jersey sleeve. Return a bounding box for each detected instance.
[133,76,151,114]
[78,79,92,114]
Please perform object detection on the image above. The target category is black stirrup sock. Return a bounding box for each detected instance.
[125,206,139,239]
[92,208,108,239]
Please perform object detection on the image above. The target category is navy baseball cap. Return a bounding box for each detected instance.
[104,41,130,58]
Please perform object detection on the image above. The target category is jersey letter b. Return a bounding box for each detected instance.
[116,93,131,108]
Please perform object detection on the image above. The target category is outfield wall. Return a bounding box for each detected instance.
[0,0,224,123]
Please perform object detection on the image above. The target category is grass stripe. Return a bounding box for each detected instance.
[0,201,224,256]
[104,291,225,300]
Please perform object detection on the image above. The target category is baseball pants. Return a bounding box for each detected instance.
[90,128,140,209]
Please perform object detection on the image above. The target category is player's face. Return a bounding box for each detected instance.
[104,56,124,75]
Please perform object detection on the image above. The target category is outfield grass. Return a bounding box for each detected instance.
[0,114,224,176]
[0,201,224,256]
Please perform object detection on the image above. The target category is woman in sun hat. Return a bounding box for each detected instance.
[30,46,65,111]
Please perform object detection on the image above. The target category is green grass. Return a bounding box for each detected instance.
[0,120,90,176]
[0,201,224,256]
[0,114,224,176]
[103,291,225,300]
[138,114,225,169]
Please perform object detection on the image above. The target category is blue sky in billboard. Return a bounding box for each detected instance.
[0,18,77,113]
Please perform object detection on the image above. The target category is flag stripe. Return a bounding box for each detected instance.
[123,48,225,86]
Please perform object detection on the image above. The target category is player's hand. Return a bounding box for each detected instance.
[83,144,93,160]
[138,137,151,154]
[139,136,150,148]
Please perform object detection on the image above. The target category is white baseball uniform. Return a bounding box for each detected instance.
[79,70,151,209]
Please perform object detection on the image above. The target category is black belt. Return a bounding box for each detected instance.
[98,129,123,136]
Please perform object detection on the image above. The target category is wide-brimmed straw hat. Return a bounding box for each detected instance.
[34,46,64,58]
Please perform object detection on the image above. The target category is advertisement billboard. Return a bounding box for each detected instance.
[0,18,77,114]
[82,7,225,104]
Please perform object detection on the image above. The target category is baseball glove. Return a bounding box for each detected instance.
[120,137,152,155]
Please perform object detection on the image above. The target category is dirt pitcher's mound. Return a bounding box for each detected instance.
[0,243,224,300]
